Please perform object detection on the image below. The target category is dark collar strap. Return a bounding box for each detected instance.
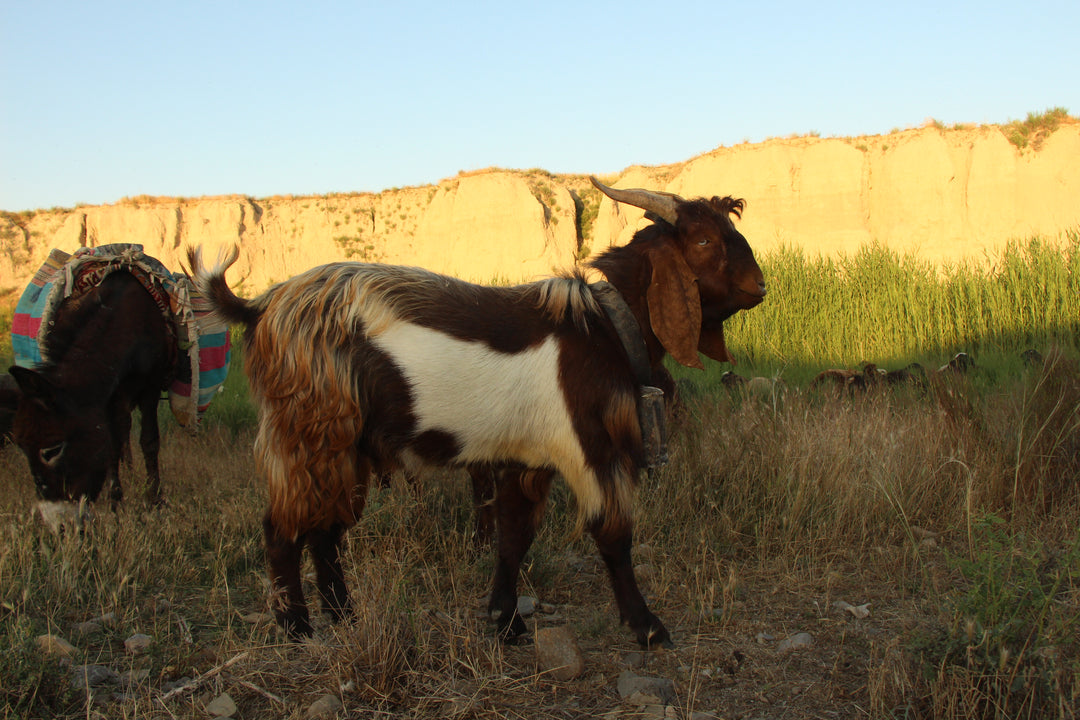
[590,281,652,387]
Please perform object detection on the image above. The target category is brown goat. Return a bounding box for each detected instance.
[188,177,766,648]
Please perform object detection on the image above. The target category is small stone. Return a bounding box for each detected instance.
[776,632,814,653]
[124,633,153,655]
[70,664,119,688]
[634,563,657,583]
[910,526,938,541]
[625,691,671,718]
[91,612,117,626]
[626,690,663,705]
[535,626,585,681]
[37,634,76,658]
[516,596,538,617]
[161,676,193,692]
[71,621,103,637]
[832,600,871,619]
[241,611,274,625]
[306,693,344,719]
[617,670,676,704]
[206,692,237,717]
[755,631,775,644]
[621,651,647,669]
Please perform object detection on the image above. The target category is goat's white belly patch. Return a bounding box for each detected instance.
[370,322,602,514]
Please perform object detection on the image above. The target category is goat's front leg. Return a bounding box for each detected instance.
[263,511,312,638]
[488,468,552,642]
[591,523,672,649]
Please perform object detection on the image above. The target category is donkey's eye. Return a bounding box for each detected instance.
[40,442,66,466]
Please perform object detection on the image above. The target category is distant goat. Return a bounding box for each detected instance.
[938,352,975,374]
[189,177,766,648]
[720,370,748,388]
[812,361,926,395]
[884,362,926,386]
[810,367,865,394]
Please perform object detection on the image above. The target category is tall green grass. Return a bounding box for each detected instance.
[716,231,1080,383]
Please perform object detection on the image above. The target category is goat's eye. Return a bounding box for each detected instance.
[698,238,709,246]
[40,442,66,466]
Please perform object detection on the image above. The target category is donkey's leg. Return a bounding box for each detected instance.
[106,398,134,506]
[263,511,312,638]
[308,522,352,622]
[590,522,672,649]
[136,390,163,505]
[488,468,553,641]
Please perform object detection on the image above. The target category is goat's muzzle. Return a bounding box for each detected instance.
[737,279,767,306]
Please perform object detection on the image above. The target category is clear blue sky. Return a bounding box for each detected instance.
[2,1,1077,212]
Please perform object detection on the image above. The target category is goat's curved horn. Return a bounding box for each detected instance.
[590,176,682,225]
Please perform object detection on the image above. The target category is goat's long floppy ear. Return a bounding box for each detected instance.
[698,324,734,365]
[647,246,704,370]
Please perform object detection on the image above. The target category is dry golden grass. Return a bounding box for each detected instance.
[2,354,1078,719]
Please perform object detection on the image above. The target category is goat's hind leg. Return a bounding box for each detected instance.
[488,468,553,642]
[308,522,352,622]
[263,511,313,638]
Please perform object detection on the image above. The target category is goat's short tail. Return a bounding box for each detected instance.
[186,245,262,327]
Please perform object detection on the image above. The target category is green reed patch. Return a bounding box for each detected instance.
[717,231,1080,383]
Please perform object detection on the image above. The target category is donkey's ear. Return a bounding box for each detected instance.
[9,366,56,407]
[646,244,703,369]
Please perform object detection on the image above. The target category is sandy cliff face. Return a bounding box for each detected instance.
[604,125,1080,264]
[2,124,1078,295]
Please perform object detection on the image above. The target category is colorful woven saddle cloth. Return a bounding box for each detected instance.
[11,243,231,429]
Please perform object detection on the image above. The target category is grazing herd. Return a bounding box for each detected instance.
[0,177,1037,649]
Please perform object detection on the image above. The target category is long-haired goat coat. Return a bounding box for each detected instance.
[189,177,766,648]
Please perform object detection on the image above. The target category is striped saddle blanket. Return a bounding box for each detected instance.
[11,243,231,429]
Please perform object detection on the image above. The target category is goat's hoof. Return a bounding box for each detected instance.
[495,612,529,643]
[279,614,314,640]
[635,623,673,650]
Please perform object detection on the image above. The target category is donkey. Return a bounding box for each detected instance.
[9,270,174,521]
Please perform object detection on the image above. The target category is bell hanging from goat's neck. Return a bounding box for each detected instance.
[638,385,669,469]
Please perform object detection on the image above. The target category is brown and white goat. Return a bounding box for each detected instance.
[188,177,766,648]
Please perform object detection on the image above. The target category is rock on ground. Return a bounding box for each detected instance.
[535,626,585,681]
[617,670,676,704]
[307,693,344,719]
